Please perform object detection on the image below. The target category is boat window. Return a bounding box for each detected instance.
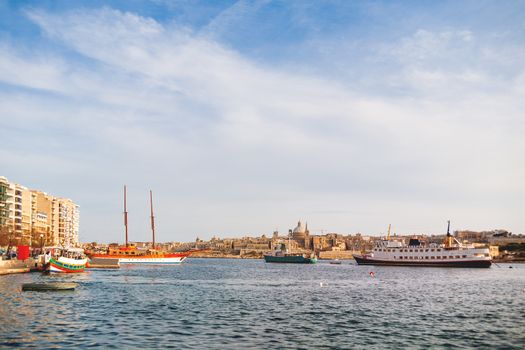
[431,249,435,252]
[437,256,442,259]
[455,256,460,259]
[425,249,429,252]
[409,249,413,252]
[425,256,429,259]
[462,255,467,258]
[437,249,441,252]
[399,256,402,259]
[431,256,435,259]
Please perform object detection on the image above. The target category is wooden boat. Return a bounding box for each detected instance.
[87,186,191,264]
[22,282,77,291]
[44,247,88,273]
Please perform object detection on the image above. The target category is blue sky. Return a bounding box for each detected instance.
[1,0,524,243]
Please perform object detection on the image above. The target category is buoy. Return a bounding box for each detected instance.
[319,282,323,287]
[369,271,375,277]
[22,282,77,292]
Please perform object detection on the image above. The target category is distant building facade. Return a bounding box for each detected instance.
[0,176,79,247]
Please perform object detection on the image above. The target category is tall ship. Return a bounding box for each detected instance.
[353,222,492,268]
[88,186,191,264]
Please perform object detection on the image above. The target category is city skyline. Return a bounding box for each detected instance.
[1,1,524,243]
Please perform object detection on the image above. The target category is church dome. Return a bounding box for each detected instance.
[293,221,306,234]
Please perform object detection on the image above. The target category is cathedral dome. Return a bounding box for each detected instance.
[293,221,306,235]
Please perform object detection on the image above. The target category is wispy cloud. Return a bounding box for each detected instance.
[0,4,523,241]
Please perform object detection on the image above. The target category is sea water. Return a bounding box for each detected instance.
[1,259,524,349]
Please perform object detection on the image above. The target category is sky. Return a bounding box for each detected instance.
[0,0,524,243]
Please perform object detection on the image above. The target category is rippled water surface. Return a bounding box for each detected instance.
[1,259,524,349]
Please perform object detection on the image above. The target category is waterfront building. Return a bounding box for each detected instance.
[0,176,79,247]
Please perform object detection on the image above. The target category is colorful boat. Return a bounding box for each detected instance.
[353,222,492,268]
[45,247,88,273]
[87,186,192,264]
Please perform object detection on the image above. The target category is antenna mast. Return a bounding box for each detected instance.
[387,224,391,240]
[150,190,155,250]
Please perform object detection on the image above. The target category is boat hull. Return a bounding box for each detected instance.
[48,257,88,273]
[89,252,190,264]
[354,255,491,268]
[264,255,317,264]
[119,256,187,264]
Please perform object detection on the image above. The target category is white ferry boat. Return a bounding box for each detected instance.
[354,222,492,268]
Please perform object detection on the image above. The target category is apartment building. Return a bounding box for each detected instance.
[0,176,79,247]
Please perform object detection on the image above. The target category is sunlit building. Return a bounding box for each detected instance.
[0,176,79,247]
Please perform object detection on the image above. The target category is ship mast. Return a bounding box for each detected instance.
[150,190,155,250]
[124,185,129,247]
[387,224,391,241]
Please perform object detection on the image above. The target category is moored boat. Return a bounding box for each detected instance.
[45,247,88,273]
[263,251,317,264]
[89,245,191,264]
[263,236,317,264]
[353,222,492,268]
[22,282,78,291]
[87,186,192,264]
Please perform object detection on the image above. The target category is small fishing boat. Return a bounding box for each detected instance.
[329,260,342,265]
[22,282,77,291]
[44,247,88,273]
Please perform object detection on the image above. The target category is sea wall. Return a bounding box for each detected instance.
[0,259,31,275]
[318,250,357,260]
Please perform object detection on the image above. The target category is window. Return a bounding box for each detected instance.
[437,249,441,252]
[431,256,435,259]
[425,249,429,252]
[462,255,467,258]
[409,249,413,252]
[431,249,435,252]
[425,256,429,259]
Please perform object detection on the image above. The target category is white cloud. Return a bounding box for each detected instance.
[0,8,523,241]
